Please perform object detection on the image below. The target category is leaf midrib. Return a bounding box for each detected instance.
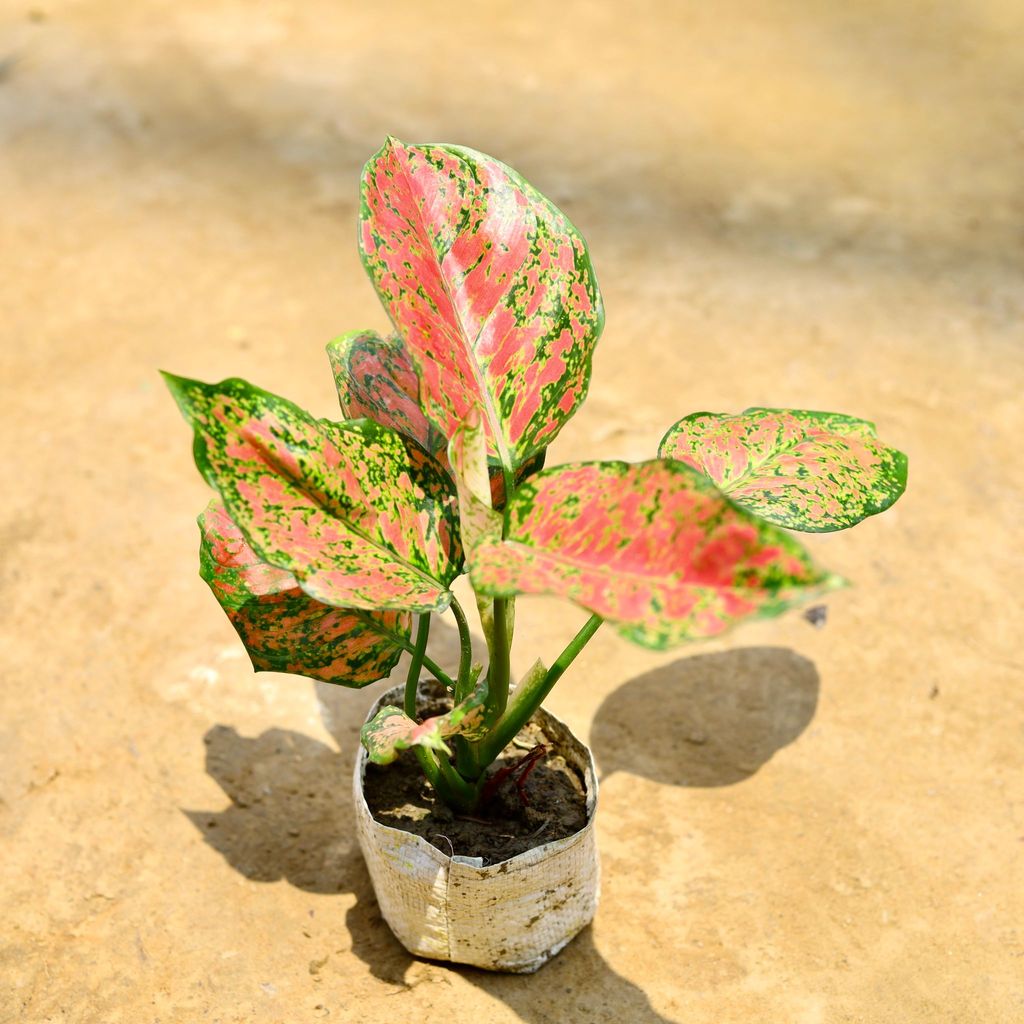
[391,145,517,478]
[716,426,831,494]
[236,421,448,596]
[489,539,814,592]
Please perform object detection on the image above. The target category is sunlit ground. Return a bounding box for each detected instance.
[3,3,1022,1021]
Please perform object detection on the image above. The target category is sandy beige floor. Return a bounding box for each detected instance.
[3,2,1023,1022]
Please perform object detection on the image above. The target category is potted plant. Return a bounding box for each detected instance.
[164,137,907,973]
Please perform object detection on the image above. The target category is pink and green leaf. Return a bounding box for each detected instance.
[488,448,547,510]
[325,328,542,508]
[326,328,448,457]
[359,137,603,477]
[448,409,502,555]
[360,680,490,766]
[199,499,410,687]
[658,409,908,532]
[469,460,842,650]
[163,372,462,613]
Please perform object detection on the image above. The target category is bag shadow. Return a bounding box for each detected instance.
[182,639,813,1021]
[183,672,674,1021]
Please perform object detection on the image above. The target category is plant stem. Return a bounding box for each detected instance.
[485,456,515,726]
[486,596,512,723]
[412,747,445,794]
[404,614,430,718]
[500,464,515,514]
[450,596,474,702]
[434,750,480,811]
[396,616,476,809]
[412,747,474,810]
[357,609,455,690]
[419,653,455,691]
[477,613,604,764]
[446,595,483,782]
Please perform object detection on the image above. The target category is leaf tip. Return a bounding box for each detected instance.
[195,495,221,528]
[161,370,204,420]
[159,368,187,394]
[326,328,368,356]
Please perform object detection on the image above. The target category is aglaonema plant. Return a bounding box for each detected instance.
[164,137,907,813]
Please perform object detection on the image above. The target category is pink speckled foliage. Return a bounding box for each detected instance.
[327,328,449,458]
[164,373,461,613]
[447,409,502,555]
[199,499,410,686]
[470,461,840,649]
[361,681,490,766]
[659,409,908,532]
[163,132,906,809]
[327,328,545,511]
[358,138,604,477]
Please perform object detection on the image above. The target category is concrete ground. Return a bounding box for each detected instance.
[2,2,1022,1021]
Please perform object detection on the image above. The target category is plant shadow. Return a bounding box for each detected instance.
[184,643,815,1023]
[184,677,675,1021]
[591,646,819,787]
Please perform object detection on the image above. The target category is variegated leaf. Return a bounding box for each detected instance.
[326,329,448,457]
[360,680,490,766]
[163,372,461,612]
[658,409,907,532]
[470,460,840,650]
[448,409,502,554]
[326,329,540,510]
[488,448,547,510]
[199,499,409,686]
[359,137,604,476]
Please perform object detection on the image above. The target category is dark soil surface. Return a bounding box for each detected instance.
[363,707,589,866]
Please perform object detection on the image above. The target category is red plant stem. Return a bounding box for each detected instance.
[479,744,547,808]
[513,745,546,807]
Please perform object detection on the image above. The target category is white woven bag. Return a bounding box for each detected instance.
[353,684,600,973]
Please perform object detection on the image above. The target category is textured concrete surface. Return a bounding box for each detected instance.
[2,2,1023,1021]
